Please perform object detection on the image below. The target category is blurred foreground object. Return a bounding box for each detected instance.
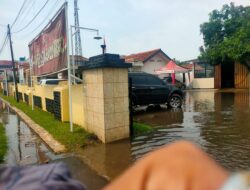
[103,141,229,190]
[0,163,86,190]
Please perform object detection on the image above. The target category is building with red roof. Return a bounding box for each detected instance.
[0,60,16,69]
[124,49,171,74]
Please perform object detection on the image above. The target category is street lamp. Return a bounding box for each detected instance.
[93,36,102,40]
[68,25,102,132]
[70,25,102,83]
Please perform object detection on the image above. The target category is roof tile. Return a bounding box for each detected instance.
[125,49,161,62]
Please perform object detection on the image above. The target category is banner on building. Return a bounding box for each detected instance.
[29,5,67,76]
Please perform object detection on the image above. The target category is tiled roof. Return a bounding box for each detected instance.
[0,60,13,66]
[182,63,204,71]
[125,49,170,63]
[182,63,193,70]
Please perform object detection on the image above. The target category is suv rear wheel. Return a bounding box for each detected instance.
[168,94,182,108]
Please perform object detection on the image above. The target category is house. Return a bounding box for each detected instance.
[214,62,249,89]
[18,61,30,84]
[0,60,17,82]
[0,60,17,69]
[182,59,250,89]
[124,49,171,75]
[181,59,215,89]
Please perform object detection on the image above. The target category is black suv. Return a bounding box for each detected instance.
[129,72,183,108]
[162,76,186,90]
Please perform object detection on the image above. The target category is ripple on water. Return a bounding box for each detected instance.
[132,91,250,171]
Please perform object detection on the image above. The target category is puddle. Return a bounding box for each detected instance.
[0,101,107,190]
[1,105,63,166]
[80,90,250,179]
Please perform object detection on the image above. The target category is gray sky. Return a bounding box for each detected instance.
[0,0,249,61]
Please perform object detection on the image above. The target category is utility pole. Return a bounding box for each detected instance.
[7,24,19,102]
[74,0,82,56]
[4,70,8,96]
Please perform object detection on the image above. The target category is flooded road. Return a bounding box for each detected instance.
[0,102,107,190]
[2,107,62,165]
[80,90,250,179]
[2,90,250,185]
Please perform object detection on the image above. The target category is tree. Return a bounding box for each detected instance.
[200,3,250,68]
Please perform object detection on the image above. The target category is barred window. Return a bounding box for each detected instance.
[194,62,214,78]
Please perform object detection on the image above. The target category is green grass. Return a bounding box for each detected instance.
[0,123,7,163]
[133,122,154,136]
[0,95,96,151]
[0,95,154,152]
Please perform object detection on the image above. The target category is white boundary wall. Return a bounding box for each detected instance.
[192,78,214,89]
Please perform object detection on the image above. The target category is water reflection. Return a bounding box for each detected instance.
[0,101,62,166]
[78,139,132,180]
[134,107,184,127]
[2,91,248,180]
[81,90,250,179]
[0,101,108,190]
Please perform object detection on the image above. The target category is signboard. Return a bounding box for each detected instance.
[29,6,67,76]
[19,57,26,62]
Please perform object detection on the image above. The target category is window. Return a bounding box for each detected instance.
[194,62,214,78]
[132,76,146,85]
[46,80,60,85]
[146,76,162,85]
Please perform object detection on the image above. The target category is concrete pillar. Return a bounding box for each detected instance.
[81,54,132,143]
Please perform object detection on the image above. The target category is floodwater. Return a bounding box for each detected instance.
[1,105,62,165]
[2,90,250,185]
[0,102,107,190]
[79,90,250,180]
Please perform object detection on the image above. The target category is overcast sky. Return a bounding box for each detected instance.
[0,0,249,61]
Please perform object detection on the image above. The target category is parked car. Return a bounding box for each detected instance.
[163,76,186,90]
[39,79,66,85]
[129,72,183,108]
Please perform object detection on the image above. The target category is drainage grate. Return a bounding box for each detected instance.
[24,94,29,104]
[18,92,23,101]
[46,98,54,114]
[53,91,61,120]
[33,95,42,109]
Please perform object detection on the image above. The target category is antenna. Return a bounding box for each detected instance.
[74,0,82,56]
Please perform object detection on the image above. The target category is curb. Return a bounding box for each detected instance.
[0,98,66,154]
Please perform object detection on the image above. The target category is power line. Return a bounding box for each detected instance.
[12,0,50,34]
[13,0,36,30]
[0,34,9,55]
[0,0,28,56]
[11,0,29,28]
[23,0,61,36]
[0,26,8,55]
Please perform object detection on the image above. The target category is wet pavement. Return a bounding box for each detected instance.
[0,102,107,190]
[79,90,250,179]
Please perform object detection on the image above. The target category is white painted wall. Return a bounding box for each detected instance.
[129,61,143,72]
[141,53,170,75]
[192,78,214,89]
[19,68,25,84]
